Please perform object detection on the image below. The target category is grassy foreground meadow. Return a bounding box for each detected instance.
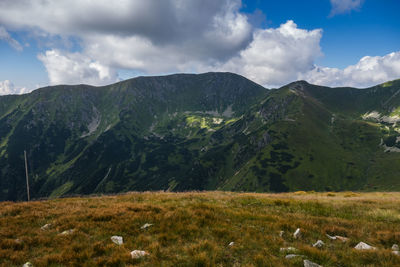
[1,191,400,266]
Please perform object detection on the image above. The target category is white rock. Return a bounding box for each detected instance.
[392,244,399,251]
[326,234,336,240]
[392,251,400,256]
[280,247,298,253]
[279,231,284,237]
[140,223,153,229]
[336,236,349,242]
[22,262,33,267]
[313,240,325,248]
[111,235,123,245]
[326,234,348,242]
[59,229,75,235]
[354,242,376,250]
[130,250,149,259]
[228,242,234,247]
[294,228,301,239]
[285,254,303,259]
[304,259,322,267]
[41,223,51,230]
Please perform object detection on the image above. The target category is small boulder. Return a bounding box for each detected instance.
[228,242,234,247]
[335,236,349,242]
[285,254,303,259]
[294,228,301,239]
[304,259,322,267]
[354,242,376,250]
[40,224,52,231]
[392,244,399,251]
[279,231,284,237]
[130,250,149,259]
[326,234,348,242]
[393,251,400,256]
[59,229,75,236]
[313,240,324,248]
[140,223,153,229]
[111,235,123,245]
[22,262,33,267]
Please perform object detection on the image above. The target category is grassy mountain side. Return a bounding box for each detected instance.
[1,73,400,201]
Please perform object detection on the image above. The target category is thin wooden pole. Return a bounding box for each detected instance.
[24,150,30,201]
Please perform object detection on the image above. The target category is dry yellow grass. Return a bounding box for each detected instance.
[0,191,400,266]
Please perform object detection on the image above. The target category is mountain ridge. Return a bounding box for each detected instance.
[1,72,400,201]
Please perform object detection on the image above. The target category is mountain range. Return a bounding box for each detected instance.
[1,72,400,201]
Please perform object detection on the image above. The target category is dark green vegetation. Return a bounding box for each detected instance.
[1,191,400,266]
[1,72,400,201]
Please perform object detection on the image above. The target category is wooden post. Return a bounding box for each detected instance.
[24,150,30,201]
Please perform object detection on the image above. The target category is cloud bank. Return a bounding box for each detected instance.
[0,80,28,95]
[0,0,398,92]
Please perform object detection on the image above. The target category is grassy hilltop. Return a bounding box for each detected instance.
[1,191,400,266]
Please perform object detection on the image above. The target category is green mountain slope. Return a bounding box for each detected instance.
[1,73,400,201]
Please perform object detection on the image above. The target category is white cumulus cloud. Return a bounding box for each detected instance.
[302,51,400,88]
[0,80,28,95]
[0,0,398,89]
[38,50,118,86]
[329,0,364,16]
[0,0,253,86]
[216,20,323,87]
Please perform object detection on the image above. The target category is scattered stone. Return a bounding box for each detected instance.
[22,262,33,267]
[304,259,322,267]
[285,254,303,259]
[130,250,149,259]
[59,229,75,235]
[294,228,301,239]
[326,234,348,242]
[41,223,52,230]
[393,251,400,256]
[280,247,298,253]
[279,231,284,237]
[111,235,123,245]
[354,242,376,250]
[392,244,399,251]
[228,242,234,247]
[313,240,325,248]
[140,223,153,229]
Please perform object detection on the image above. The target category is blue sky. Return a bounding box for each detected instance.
[241,0,400,68]
[0,0,399,94]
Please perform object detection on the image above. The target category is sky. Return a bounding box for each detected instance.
[0,0,399,95]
